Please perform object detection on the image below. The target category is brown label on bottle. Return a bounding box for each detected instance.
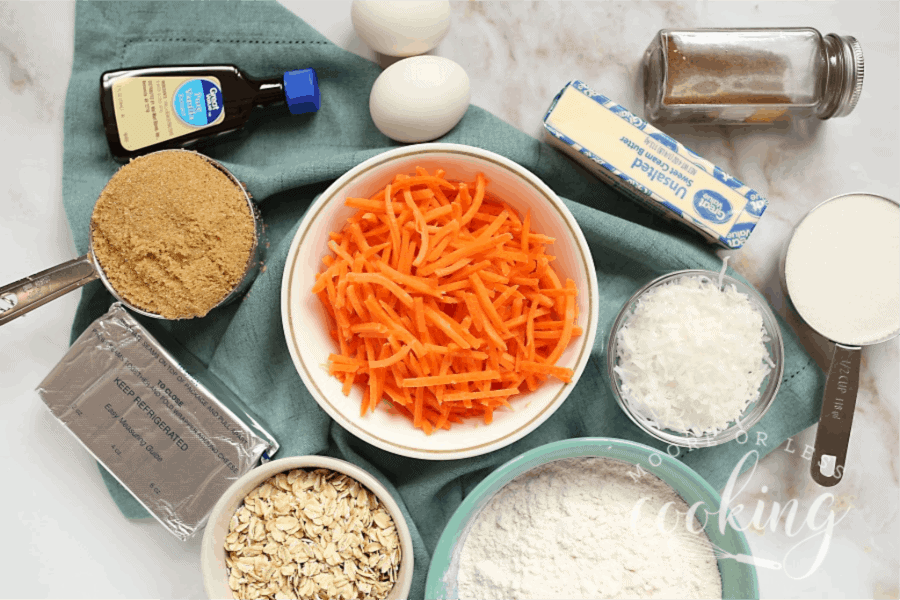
[111,76,226,151]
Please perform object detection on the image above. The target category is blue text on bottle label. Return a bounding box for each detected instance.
[173,79,223,128]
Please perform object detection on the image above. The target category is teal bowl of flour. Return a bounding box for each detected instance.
[425,438,758,599]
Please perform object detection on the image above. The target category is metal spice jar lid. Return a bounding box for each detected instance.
[824,34,865,119]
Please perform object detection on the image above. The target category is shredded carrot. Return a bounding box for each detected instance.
[519,360,574,383]
[369,345,412,369]
[443,388,519,402]
[401,370,500,388]
[346,272,413,307]
[312,167,579,433]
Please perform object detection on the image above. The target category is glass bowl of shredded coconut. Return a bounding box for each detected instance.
[607,266,784,447]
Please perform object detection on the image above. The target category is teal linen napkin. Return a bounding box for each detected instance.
[62,3,824,598]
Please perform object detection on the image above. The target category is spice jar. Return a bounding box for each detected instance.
[642,28,864,124]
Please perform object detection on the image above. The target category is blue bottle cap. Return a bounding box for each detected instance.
[283,68,320,115]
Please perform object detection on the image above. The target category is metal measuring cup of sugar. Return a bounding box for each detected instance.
[779,192,900,487]
[0,149,265,326]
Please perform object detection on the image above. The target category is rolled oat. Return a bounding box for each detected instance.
[225,468,401,600]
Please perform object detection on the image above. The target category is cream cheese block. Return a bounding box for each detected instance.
[543,81,767,249]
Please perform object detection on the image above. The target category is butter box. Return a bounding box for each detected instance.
[543,80,767,249]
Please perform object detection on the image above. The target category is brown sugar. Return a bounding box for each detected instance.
[664,36,794,107]
[90,151,255,319]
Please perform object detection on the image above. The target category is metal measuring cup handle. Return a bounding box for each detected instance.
[0,254,100,326]
[780,242,862,488]
[810,344,861,486]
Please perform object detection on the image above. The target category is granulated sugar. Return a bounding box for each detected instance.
[785,193,900,345]
[90,151,255,319]
[457,457,722,599]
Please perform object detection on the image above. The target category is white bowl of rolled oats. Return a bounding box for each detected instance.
[201,456,413,600]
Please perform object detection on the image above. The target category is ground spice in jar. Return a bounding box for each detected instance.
[645,29,863,125]
[663,36,793,121]
[90,151,255,319]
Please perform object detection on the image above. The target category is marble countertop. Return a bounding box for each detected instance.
[0,1,896,598]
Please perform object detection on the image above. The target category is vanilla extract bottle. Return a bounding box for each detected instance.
[100,65,320,160]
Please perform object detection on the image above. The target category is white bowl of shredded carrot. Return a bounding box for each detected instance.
[281,143,599,460]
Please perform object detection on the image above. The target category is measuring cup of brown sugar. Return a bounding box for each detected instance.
[0,150,264,325]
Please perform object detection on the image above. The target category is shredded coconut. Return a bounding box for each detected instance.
[456,458,722,600]
[614,273,772,435]
[716,255,730,290]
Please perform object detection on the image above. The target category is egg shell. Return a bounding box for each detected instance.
[351,0,451,57]
[369,56,470,144]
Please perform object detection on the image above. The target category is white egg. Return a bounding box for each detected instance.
[369,56,470,144]
[351,0,451,57]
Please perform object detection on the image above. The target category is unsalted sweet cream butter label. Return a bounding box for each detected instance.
[111,75,225,151]
[543,81,767,249]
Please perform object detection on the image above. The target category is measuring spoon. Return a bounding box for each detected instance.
[0,150,264,326]
[780,192,899,487]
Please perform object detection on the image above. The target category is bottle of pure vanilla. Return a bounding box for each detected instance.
[100,65,320,160]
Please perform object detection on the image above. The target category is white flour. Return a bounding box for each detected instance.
[456,458,722,599]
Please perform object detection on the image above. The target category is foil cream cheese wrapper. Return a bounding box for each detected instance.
[36,303,279,540]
